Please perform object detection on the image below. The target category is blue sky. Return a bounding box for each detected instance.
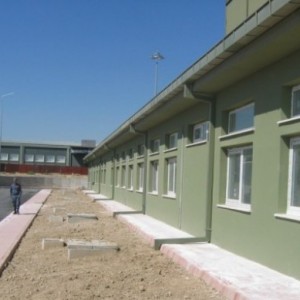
[0,0,225,144]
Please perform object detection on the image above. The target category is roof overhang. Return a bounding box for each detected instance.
[85,0,300,163]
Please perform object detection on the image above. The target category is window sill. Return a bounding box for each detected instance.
[274,213,300,223]
[127,188,134,192]
[149,152,159,156]
[164,148,177,153]
[148,192,158,196]
[277,115,300,126]
[186,140,207,148]
[217,204,251,214]
[219,128,255,140]
[135,189,144,194]
[162,194,176,199]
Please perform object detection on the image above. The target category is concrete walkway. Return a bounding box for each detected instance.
[84,191,300,300]
[0,189,51,274]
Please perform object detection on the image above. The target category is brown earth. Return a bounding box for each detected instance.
[0,189,225,300]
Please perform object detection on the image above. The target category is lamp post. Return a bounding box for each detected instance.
[0,92,14,169]
[151,51,164,95]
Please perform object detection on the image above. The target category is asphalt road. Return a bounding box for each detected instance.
[0,187,39,221]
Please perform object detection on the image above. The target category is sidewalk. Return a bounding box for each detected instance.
[84,190,300,300]
[0,189,51,274]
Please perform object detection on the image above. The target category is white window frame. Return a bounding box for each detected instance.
[46,155,55,163]
[193,122,209,143]
[25,154,34,163]
[291,85,300,117]
[226,146,253,210]
[228,103,254,133]
[137,163,144,192]
[287,137,300,216]
[150,160,159,194]
[115,166,120,187]
[166,157,177,197]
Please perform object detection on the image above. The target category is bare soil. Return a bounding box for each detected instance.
[0,189,225,300]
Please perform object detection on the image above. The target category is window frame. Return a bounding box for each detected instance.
[193,122,209,144]
[151,138,160,154]
[149,160,159,194]
[287,137,300,216]
[167,132,178,149]
[291,85,300,117]
[166,157,177,198]
[137,162,144,192]
[226,146,253,210]
[228,103,254,134]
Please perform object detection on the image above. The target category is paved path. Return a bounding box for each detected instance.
[0,189,51,274]
[84,190,300,300]
[0,187,39,221]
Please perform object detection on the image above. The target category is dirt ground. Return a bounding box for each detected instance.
[0,189,225,300]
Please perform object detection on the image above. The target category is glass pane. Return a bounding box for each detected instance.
[242,148,253,204]
[292,89,300,117]
[228,152,241,200]
[291,144,300,207]
[229,104,254,132]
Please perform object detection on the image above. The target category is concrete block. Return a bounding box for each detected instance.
[67,239,119,260]
[67,213,98,223]
[42,238,65,250]
[48,215,64,223]
[53,207,66,215]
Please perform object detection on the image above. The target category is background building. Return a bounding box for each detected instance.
[0,139,95,174]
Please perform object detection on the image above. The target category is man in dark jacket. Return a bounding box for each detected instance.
[10,178,22,214]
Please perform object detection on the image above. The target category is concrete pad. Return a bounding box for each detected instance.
[67,239,119,260]
[117,213,193,248]
[67,213,98,223]
[95,200,135,216]
[42,238,65,249]
[87,193,108,201]
[161,243,300,300]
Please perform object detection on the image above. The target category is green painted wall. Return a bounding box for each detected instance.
[211,49,300,279]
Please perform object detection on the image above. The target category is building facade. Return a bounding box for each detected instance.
[1,140,95,174]
[85,0,300,280]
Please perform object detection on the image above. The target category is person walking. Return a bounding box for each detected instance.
[10,178,22,214]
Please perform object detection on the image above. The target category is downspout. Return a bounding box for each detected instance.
[183,84,215,242]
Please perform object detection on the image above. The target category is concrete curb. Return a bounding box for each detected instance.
[0,189,51,275]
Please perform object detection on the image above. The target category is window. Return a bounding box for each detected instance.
[228,103,254,133]
[128,165,133,190]
[287,137,300,215]
[25,154,34,163]
[35,154,44,163]
[9,153,19,162]
[226,146,253,209]
[56,155,66,164]
[46,155,55,163]
[150,160,159,193]
[193,122,209,143]
[151,139,160,153]
[128,149,133,160]
[115,167,120,186]
[0,153,8,161]
[291,85,300,117]
[166,157,177,197]
[137,163,144,192]
[167,132,178,149]
[121,166,126,188]
[137,144,145,156]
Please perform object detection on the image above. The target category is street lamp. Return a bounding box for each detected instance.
[0,92,14,168]
[151,51,164,95]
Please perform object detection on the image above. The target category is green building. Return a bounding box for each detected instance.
[85,0,300,280]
